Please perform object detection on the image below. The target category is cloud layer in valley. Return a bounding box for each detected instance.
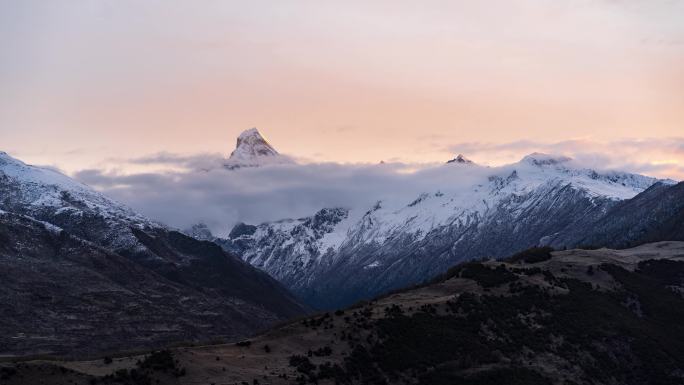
[75,160,455,236]
[73,137,683,236]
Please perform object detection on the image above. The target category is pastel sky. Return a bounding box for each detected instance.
[1,0,683,178]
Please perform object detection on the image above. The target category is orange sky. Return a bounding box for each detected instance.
[1,1,683,178]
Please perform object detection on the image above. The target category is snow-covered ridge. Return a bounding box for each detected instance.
[0,151,150,224]
[0,151,159,251]
[521,152,572,166]
[229,151,665,254]
[224,128,292,169]
[222,150,670,308]
[513,152,670,199]
[0,151,91,194]
[326,153,661,249]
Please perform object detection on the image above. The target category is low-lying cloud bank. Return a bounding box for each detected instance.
[76,160,455,236]
[74,138,683,236]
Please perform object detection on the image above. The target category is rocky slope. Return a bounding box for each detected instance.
[220,152,672,309]
[548,180,684,248]
[0,152,308,357]
[6,242,684,385]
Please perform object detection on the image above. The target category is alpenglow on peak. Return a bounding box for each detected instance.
[224,128,292,169]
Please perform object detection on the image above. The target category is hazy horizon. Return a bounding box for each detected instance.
[2,1,683,179]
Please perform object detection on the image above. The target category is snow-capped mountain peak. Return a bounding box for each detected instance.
[446,154,474,165]
[225,128,292,169]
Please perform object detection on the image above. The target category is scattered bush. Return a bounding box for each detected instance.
[289,355,315,375]
[460,263,517,288]
[506,247,554,264]
[312,346,332,357]
[0,367,17,380]
[419,367,551,385]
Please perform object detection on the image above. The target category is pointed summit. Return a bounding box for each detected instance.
[446,154,474,165]
[233,128,279,158]
[225,128,292,169]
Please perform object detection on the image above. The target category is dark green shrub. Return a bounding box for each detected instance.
[460,263,517,288]
[289,355,315,374]
[506,247,554,263]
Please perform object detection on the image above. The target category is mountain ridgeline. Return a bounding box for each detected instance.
[1,127,682,361]
[552,180,684,248]
[210,131,682,310]
[0,151,308,357]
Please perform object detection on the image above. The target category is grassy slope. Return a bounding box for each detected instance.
[2,242,684,385]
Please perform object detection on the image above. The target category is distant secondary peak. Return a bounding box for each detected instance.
[225,128,291,169]
[522,152,572,166]
[183,222,215,241]
[447,154,474,165]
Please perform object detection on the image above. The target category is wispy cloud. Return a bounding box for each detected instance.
[73,139,682,237]
[3,0,682,172]
[446,137,684,179]
[124,152,227,171]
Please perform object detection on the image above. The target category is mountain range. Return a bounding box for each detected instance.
[207,129,682,309]
[1,128,682,358]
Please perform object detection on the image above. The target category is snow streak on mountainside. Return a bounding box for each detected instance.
[0,151,155,251]
[224,128,292,169]
[222,152,670,309]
